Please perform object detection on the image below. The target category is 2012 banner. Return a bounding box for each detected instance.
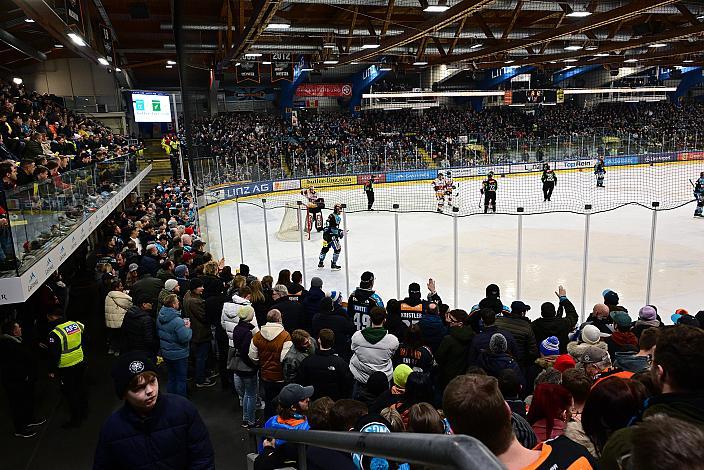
[295,84,353,97]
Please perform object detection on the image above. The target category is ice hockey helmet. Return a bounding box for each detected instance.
[488,171,494,177]
[446,170,452,177]
[438,171,444,177]
[543,163,550,170]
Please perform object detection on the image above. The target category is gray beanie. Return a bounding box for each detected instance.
[489,333,508,354]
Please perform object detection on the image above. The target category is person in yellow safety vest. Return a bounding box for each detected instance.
[161,136,171,155]
[47,309,87,429]
[398,279,442,327]
[169,135,179,152]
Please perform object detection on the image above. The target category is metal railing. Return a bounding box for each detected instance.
[247,428,504,470]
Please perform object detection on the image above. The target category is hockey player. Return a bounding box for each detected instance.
[541,164,557,202]
[433,172,447,212]
[348,271,383,330]
[594,158,606,188]
[694,172,704,217]
[481,171,498,214]
[444,171,458,210]
[302,186,325,232]
[364,176,375,211]
[318,204,343,270]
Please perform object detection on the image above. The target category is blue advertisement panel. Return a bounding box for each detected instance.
[639,153,678,164]
[222,181,273,199]
[604,156,640,166]
[386,169,438,183]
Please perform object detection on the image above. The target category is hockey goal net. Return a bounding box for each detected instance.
[276,203,311,241]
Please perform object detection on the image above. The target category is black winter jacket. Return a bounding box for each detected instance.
[129,275,163,306]
[298,349,352,400]
[311,307,356,360]
[120,306,158,357]
[495,313,540,368]
[93,393,215,470]
[435,325,475,389]
[301,287,326,332]
[272,298,305,333]
[530,297,579,354]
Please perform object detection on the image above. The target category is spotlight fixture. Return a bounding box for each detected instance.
[167,60,176,65]
[624,58,638,63]
[115,68,122,72]
[266,17,291,29]
[564,45,583,51]
[24,18,35,23]
[98,57,109,66]
[566,10,592,17]
[648,43,667,48]
[424,1,449,12]
[683,59,694,63]
[413,61,428,66]
[165,65,173,69]
[323,60,339,65]
[67,32,86,47]
[244,53,262,57]
[262,61,272,65]
[12,77,22,85]
[594,53,610,57]
[54,44,64,48]
[564,58,578,63]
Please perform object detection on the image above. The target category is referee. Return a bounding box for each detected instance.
[364,175,375,210]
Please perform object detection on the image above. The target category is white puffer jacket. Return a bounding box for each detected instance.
[221,294,259,346]
[105,290,133,329]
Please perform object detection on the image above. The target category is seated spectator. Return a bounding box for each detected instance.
[388,372,434,427]
[566,377,648,459]
[600,326,704,470]
[312,295,355,360]
[443,374,596,468]
[435,308,474,390]
[350,307,399,399]
[94,353,214,469]
[282,329,314,384]
[393,324,434,373]
[298,329,352,400]
[531,285,578,353]
[527,383,573,441]
[604,311,638,358]
[261,383,312,455]
[632,305,662,338]
[306,398,358,470]
[613,327,659,373]
[495,300,539,370]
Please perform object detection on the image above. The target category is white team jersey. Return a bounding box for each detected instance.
[433,177,445,191]
[444,177,455,191]
[302,188,317,202]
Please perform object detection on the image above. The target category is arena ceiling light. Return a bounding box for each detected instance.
[413,61,428,66]
[12,77,22,85]
[594,53,610,57]
[262,61,272,65]
[564,45,583,51]
[115,68,122,72]
[98,57,109,66]
[648,43,667,48]
[564,58,578,62]
[167,60,177,65]
[165,65,173,69]
[24,18,34,23]
[469,43,483,50]
[244,53,262,57]
[67,32,86,47]
[301,67,314,71]
[505,59,515,64]
[683,59,694,63]
[624,58,638,63]
[54,44,63,48]
[266,17,291,30]
[323,60,339,64]
[322,43,336,49]
[379,65,393,71]
[584,45,598,51]
[424,1,449,12]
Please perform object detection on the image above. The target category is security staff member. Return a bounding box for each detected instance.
[47,310,86,428]
[364,176,375,211]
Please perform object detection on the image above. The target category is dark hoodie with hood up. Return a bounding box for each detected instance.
[435,324,475,389]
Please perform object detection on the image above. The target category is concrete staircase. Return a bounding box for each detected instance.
[417,147,438,168]
[138,139,173,192]
[280,154,292,177]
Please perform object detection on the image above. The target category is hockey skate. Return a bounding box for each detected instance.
[318,260,324,268]
[331,263,341,270]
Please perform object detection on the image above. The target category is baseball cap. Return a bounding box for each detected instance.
[510,300,531,314]
[577,346,610,365]
[128,263,138,272]
[276,383,314,408]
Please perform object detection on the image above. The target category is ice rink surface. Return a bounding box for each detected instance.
[201,162,704,323]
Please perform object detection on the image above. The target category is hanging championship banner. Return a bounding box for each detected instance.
[99,24,114,64]
[271,52,293,82]
[236,62,260,84]
[295,83,353,97]
[65,0,83,31]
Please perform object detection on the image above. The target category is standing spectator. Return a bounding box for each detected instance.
[443,375,595,468]
[567,324,608,361]
[604,311,638,358]
[250,279,272,328]
[184,279,216,388]
[301,277,325,332]
[312,295,356,361]
[531,285,579,354]
[478,283,503,314]
[582,303,614,336]
[527,383,573,441]
[156,279,179,315]
[0,320,44,438]
[288,271,306,303]
[139,244,161,277]
[498,369,526,417]
[249,309,293,419]
[435,309,474,390]
[632,305,662,338]
[478,333,525,388]
[156,294,192,397]
[271,284,305,333]
[393,324,434,374]
[468,309,519,365]
[221,287,257,344]
[349,307,399,399]
[561,368,591,423]
[129,269,163,312]
[230,305,260,428]
[603,289,628,316]
[629,415,704,470]
[93,352,215,469]
[238,263,257,285]
[124,263,140,291]
[348,271,384,331]
[174,264,190,299]
[495,300,539,370]
[46,310,86,428]
[418,301,446,353]
[120,297,158,361]
[613,327,659,373]
[156,260,176,283]
[104,280,132,356]
[276,269,292,291]
[601,326,704,469]
[299,329,352,400]
[282,329,314,384]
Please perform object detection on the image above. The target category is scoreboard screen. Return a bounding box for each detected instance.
[503,89,563,105]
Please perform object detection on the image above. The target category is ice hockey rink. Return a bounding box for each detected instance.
[200,161,704,323]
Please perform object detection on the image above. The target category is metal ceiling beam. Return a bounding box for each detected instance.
[218,0,283,71]
[381,0,395,38]
[160,23,238,31]
[472,12,495,39]
[340,0,494,65]
[447,16,467,55]
[675,3,701,25]
[431,0,680,65]
[501,0,523,40]
[0,27,46,61]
